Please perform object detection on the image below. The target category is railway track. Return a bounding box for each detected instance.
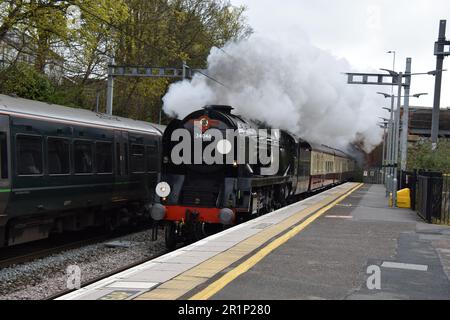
[0,225,153,269]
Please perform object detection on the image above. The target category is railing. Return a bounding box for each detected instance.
[362,168,384,185]
[441,174,450,225]
[406,171,449,224]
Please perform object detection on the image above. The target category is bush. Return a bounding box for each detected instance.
[408,139,450,173]
[0,63,55,101]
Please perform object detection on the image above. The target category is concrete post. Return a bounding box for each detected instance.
[431,20,446,149]
[392,72,403,207]
[400,58,412,172]
[386,96,395,197]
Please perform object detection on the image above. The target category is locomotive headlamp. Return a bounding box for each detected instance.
[216,139,232,155]
[219,208,235,225]
[155,182,171,198]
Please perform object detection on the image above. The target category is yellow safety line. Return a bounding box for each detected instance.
[189,183,364,300]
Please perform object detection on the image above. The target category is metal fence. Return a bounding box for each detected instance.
[362,168,384,185]
[407,171,449,224]
[441,174,450,225]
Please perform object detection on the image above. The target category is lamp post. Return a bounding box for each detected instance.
[377,91,428,202]
[378,120,389,184]
[378,93,396,197]
[382,107,394,194]
[387,51,396,92]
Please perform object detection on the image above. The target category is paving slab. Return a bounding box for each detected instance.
[211,185,450,300]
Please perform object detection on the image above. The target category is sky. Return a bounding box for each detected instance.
[230,0,450,109]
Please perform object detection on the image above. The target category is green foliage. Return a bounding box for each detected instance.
[111,0,252,123]
[407,139,450,173]
[0,63,54,101]
[0,0,251,123]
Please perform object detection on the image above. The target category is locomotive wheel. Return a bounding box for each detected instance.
[165,222,177,250]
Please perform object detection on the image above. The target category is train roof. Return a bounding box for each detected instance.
[0,94,162,135]
[151,124,167,133]
[309,142,352,158]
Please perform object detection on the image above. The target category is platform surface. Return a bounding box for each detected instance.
[58,183,450,300]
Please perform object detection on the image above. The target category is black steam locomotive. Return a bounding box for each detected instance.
[151,105,356,249]
[0,94,163,247]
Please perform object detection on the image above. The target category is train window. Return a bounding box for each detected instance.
[124,143,129,175]
[48,138,70,175]
[17,135,43,175]
[96,142,113,174]
[0,133,8,179]
[146,145,158,172]
[74,140,93,174]
[131,144,145,173]
[116,143,121,175]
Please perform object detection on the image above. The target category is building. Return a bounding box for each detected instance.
[408,106,450,141]
[364,106,449,171]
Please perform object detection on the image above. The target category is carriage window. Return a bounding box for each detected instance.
[74,140,93,174]
[48,138,70,175]
[0,133,8,179]
[96,142,113,174]
[146,145,158,172]
[124,143,129,175]
[116,143,121,175]
[17,135,43,175]
[131,144,145,173]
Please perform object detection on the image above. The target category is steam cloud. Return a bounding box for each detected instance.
[162,35,384,153]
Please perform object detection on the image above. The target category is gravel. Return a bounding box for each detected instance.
[0,229,166,300]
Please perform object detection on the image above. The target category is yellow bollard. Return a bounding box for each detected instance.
[389,189,411,208]
[397,188,411,209]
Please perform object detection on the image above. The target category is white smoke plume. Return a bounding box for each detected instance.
[162,35,384,153]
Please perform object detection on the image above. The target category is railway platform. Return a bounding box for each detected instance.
[57,183,450,300]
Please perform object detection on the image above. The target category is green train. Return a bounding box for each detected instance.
[0,94,163,247]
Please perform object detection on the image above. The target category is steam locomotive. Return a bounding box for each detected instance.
[151,105,356,249]
[0,94,163,247]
